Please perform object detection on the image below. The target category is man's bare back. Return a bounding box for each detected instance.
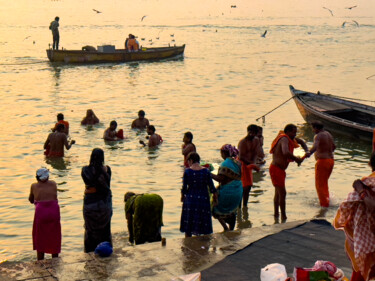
[44,131,74,156]
[311,130,335,160]
[29,180,58,203]
[238,136,262,165]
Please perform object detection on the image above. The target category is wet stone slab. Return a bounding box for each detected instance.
[0,220,304,281]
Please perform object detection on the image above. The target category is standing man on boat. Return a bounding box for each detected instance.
[49,16,60,50]
[307,121,335,208]
[269,124,308,222]
[238,124,263,207]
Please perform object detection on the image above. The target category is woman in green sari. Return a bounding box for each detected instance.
[211,144,243,231]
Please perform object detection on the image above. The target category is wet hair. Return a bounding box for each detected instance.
[110,120,117,127]
[56,123,65,132]
[284,124,297,133]
[247,124,259,134]
[187,152,200,164]
[89,148,104,167]
[55,16,59,21]
[311,121,324,130]
[124,192,136,202]
[148,125,155,133]
[138,110,145,117]
[370,152,375,170]
[184,131,193,142]
[57,113,64,121]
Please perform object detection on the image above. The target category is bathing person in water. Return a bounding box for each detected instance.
[29,168,61,260]
[140,125,163,147]
[81,109,99,125]
[44,123,75,157]
[52,113,69,135]
[131,110,149,129]
[104,121,124,141]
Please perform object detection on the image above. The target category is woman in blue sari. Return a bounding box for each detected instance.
[211,144,243,231]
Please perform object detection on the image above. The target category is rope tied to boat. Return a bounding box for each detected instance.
[255,96,295,123]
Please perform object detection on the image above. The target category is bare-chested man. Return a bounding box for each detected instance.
[182,132,196,168]
[131,110,150,130]
[269,124,308,221]
[140,125,163,147]
[307,121,335,208]
[104,120,122,141]
[44,123,75,157]
[238,124,264,207]
[29,168,61,260]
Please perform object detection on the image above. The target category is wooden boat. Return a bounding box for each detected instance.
[46,45,185,63]
[290,85,375,141]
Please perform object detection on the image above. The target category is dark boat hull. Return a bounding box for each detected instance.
[46,45,185,63]
[290,85,374,141]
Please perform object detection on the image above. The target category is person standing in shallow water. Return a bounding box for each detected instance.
[49,16,60,50]
[307,121,335,208]
[81,148,112,252]
[44,123,75,157]
[269,124,308,222]
[182,132,196,168]
[180,152,218,237]
[29,168,61,260]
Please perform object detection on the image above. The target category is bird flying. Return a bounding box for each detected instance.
[261,30,267,38]
[342,21,347,27]
[92,9,102,13]
[141,15,147,21]
[23,36,31,41]
[352,20,359,26]
[231,5,237,8]
[322,7,334,16]
[345,5,357,10]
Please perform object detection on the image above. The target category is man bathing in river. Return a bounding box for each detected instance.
[238,124,263,207]
[307,121,335,208]
[131,110,149,130]
[140,125,163,147]
[269,124,308,222]
[44,124,75,157]
[104,121,124,141]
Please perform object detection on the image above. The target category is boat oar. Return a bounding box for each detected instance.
[255,96,295,123]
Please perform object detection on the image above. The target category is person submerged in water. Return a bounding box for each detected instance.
[44,123,75,157]
[131,110,149,130]
[81,109,99,125]
[103,121,124,141]
[140,125,163,147]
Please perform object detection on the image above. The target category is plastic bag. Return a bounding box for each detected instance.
[260,263,288,281]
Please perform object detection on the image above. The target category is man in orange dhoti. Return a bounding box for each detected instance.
[308,121,335,208]
[334,153,375,281]
[269,124,308,221]
[238,125,263,207]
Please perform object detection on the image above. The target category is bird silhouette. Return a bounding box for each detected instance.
[345,5,357,10]
[156,37,159,40]
[141,38,145,41]
[170,34,174,37]
[342,21,347,27]
[352,20,359,26]
[92,9,102,13]
[23,36,31,41]
[231,5,237,8]
[141,15,147,21]
[322,7,334,16]
[261,30,267,38]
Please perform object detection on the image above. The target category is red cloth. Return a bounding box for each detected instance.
[116,129,124,139]
[269,164,286,188]
[241,162,257,187]
[54,120,69,132]
[315,158,334,207]
[33,200,61,254]
[269,131,299,161]
[46,151,64,157]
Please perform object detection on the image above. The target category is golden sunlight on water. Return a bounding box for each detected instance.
[0,0,374,262]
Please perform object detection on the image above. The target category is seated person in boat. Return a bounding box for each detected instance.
[131,110,149,129]
[103,120,124,141]
[81,109,99,125]
[125,34,139,52]
[140,125,163,147]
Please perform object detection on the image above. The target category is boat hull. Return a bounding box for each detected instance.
[46,45,185,63]
[290,85,374,141]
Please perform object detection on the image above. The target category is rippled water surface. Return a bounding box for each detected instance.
[0,0,375,262]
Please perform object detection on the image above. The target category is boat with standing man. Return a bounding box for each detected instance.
[290,85,375,141]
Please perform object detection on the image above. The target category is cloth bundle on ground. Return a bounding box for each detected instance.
[126,193,163,245]
[293,260,347,281]
[94,241,113,257]
[33,200,61,254]
[260,263,287,281]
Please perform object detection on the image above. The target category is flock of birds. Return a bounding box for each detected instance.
[322,5,360,28]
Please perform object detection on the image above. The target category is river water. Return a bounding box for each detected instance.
[0,0,374,262]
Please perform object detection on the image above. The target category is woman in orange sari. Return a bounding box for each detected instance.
[334,152,375,281]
